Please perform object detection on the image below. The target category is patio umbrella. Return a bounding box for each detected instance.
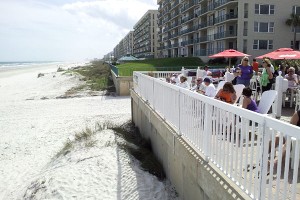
[209,49,250,67]
[256,48,300,60]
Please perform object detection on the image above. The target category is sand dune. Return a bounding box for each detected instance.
[0,63,178,200]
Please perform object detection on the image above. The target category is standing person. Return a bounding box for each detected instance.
[252,58,259,75]
[261,59,274,93]
[204,65,212,76]
[214,82,237,104]
[241,87,259,112]
[201,77,216,97]
[236,56,253,87]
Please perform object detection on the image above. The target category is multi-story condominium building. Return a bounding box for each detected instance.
[157,0,300,60]
[113,42,123,60]
[113,31,134,60]
[133,10,159,58]
[102,52,114,62]
[123,31,134,56]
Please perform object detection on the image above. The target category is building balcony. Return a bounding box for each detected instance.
[214,13,238,25]
[214,0,237,9]
[180,27,196,35]
[214,30,237,40]
[180,2,195,13]
[181,15,195,24]
[170,0,179,10]
[181,39,194,46]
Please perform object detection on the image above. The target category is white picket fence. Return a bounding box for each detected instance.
[133,71,300,200]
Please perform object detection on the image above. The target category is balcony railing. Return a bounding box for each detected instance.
[214,30,237,40]
[214,13,238,24]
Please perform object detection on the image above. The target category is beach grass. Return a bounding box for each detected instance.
[54,121,166,180]
[69,61,115,93]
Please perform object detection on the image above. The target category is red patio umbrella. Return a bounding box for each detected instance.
[209,49,250,67]
[256,48,300,60]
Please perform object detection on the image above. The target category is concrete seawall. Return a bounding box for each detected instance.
[131,90,250,200]
[111,70,133,96]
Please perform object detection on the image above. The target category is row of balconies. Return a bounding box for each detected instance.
[161,13,237,33]
[134,41,151,49]
[134,31,150,40]
[160,30,237,48]
[160,10,237,30]
[160,0,237,20]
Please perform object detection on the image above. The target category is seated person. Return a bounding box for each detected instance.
[214,82,237,104]
[290,109,300,127]
[201,77,216,97]
[285,67,298,87]
[232,67,241,85]
[241,87,259,112]
[191,77,206,93]
[177,75,190,89]
[267,109,300,173]
[170,73,179,84]
[166,77,171,83]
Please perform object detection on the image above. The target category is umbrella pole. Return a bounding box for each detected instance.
[229,58,231,67]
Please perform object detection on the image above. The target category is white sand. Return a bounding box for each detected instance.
[0,63,178,199]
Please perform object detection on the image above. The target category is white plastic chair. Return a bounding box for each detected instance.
[215,81,226,94]
[233,84,245,104]
[187,77,193,88]
[250,76,258,101]
[257,90,278,114]
[225,72,235,82]
[295,89,300,112]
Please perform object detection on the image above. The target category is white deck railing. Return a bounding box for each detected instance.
[133,71,300,200]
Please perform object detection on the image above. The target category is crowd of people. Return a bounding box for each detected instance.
[164,56,299,119]
[163,60,300,175]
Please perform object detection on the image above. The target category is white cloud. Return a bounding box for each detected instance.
[0,0,158,61]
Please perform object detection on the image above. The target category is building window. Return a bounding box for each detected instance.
[254,22,274,32]
[244,3,248,18]
[243,21,248,36]
[255,4,275,15]
[293,6,300,14]
[253,40,273,50]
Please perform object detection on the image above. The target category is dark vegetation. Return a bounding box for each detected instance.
[112,122,166,180]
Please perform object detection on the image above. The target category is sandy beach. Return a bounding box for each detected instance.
[0,63,178,199]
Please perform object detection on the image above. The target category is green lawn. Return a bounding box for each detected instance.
[117,57,204,76]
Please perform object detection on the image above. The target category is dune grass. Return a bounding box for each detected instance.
[54,121,166,181]
[70,61,115,93]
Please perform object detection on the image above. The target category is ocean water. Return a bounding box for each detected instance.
[0,61,63,69]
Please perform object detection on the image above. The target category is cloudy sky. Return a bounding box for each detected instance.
[0,0,158,62]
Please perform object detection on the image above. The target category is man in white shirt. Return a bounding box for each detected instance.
[202,77,216,97]
[191,77,206,93]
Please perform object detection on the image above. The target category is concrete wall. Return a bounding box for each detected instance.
[111,70,133,96]
[131,90,250,200]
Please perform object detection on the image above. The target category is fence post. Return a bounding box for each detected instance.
[274,72,288,118]
[196,66,201,79]
[178,89,182,136]
[203,103,212,161]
